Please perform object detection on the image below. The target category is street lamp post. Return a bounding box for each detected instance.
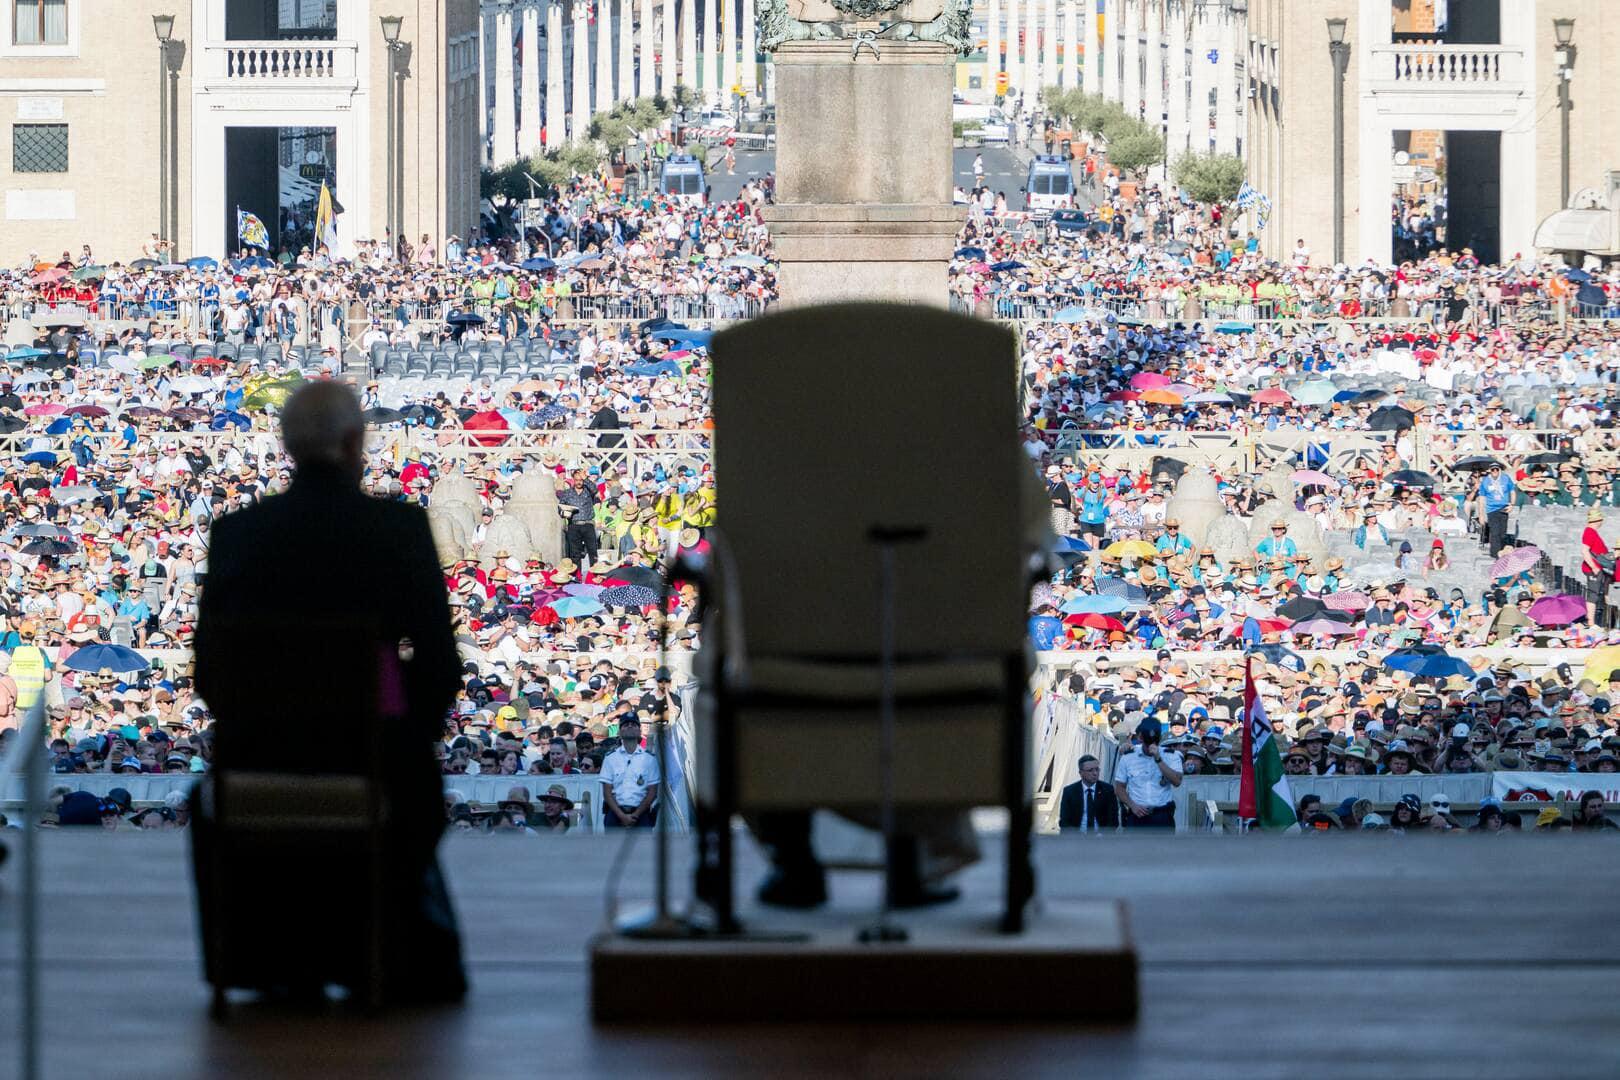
[153,15,175,251]
[1554,17,1576,209]
[1326,17,1349,265]
[380,16,405,254]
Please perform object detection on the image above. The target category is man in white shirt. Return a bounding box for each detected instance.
[599,713,660,827]
[1113,718,1184,828]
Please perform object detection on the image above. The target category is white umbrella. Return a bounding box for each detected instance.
[170,375,215,395]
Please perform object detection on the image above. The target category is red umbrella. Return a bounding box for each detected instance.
[190,355,227,368]
[1104,390,1140,402]
[1252,618,1292,633]
[63,404,108,417]
[1252,388,1292,405]
[1064,612,1126,631]
[1130,372,1172,390]
[461,409,510,447]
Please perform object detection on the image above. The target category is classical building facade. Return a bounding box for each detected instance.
[1244,0,1620,266]
[2,0,480,263]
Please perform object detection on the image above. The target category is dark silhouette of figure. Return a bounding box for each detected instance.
[192,381,465,1004]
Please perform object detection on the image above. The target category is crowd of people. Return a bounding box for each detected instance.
[4,143,1620,834]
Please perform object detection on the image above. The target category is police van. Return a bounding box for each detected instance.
[660,154,707,207]
[1024,155,1077,213]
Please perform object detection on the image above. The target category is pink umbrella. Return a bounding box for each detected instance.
[1252,388,1293,405]
[1166,383,1199,397]
[30,267,67,284]
[1490,546,1541,578]
[1292,617,1357,636]
[1528,594,1586,627]
[1291,469,1336,487]
[1130,372,1172,390]
[23,403,64,416]
[1322,590,1371,612]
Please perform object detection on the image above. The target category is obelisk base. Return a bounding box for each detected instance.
[765,203,965,308]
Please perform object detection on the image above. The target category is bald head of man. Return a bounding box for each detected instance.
[280,381,364,482]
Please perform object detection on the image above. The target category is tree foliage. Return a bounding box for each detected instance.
[1171,152,1246,205]
[480,161,530,204]
[529,140,606,188]
[1105,124,1165,177]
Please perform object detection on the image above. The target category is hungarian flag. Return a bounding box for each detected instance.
[1239,656,1297,830]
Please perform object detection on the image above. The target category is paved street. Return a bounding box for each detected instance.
[709,145,1086,214]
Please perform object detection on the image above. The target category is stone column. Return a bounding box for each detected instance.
[595,0,615,114]
[1023,0,1038,96]
[741,0,757,94]
[1213,3,1237,155]
[520,1,542,154]
[1122,0,1139,117]
[1061,0,1077,88]
[1145,0,1163,130]
[722,0,739,102]
[988,0,1000,97]
[619,0,636,101]
[1082,0,1100,95]
[1042,0,1058,91]
[572,0,592,139]
[680,0,696,94]
[492,1,519,163]
[1166,0,1187,159]
[662,0,678,97]
[640,0,656,98]
[765,41,964,308]
[546,0,567,147]
[479,6,490,165]
[1005,0,1019,100]
[701,0,718,104]
[1187,0,1213,155]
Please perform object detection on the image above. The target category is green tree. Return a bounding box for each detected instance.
[674,85,698,110]
[1171,151,1246,205]
[480,160,530,204]
[1106,123,1165,177]
[589,114,634,159]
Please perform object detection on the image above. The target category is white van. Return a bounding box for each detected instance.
[1024,155,1076,212]
[660,154,707,207]
[952,103,1010,144]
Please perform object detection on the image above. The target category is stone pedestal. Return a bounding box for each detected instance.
[764,40,964,308]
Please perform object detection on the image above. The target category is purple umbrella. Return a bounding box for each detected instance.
[1291,469,1336,487]
[562,583,605,598]
[1291,617,1357,636]
[1528,594,1586,627]
[1490,546,1542,579]
[1321,590,1371,612]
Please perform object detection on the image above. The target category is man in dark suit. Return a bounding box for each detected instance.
[1059,755,1119,834]
[192,381,465,1004]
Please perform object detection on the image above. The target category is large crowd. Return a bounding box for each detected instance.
[3,144,1620,834]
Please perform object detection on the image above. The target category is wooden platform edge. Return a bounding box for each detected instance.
[589,900,1139,1024]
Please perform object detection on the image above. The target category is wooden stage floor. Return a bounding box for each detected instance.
[3,832,1619,1079]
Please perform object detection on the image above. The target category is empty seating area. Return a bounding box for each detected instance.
[369,338,571,382]
[1508,505,1620,621]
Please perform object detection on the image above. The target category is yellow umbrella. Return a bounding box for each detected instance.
[1580,645,1620,685]
[1105,540,1158,559]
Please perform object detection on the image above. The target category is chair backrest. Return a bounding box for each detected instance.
[711,303,1026,659]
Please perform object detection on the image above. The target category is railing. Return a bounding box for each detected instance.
[1369,43,1526,92]
[199,39,359,88]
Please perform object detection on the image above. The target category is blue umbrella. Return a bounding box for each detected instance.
[649,328,714,348]
[210,411,251,431]
[1247,643,1306,672]
[21,451,56,466]
[1028,615,1063,649]
[549,596,604,618]
[988,260,1025,273]
[954,246,987,260]
[1053,305,1100,323]
[623,360,683,378]
[519,257,556,271]
[1215,321,1255,334]
[44,417,73,435]
[1187,392,1233,404]
[1330,389,1363,403]
[1564,267,1594,284]
[1293,380,1339,406]
[600,584,660,608]
[1095,578,1148,603]
[1383,645,1474,680]
[1052,536,1091,553]
[186,256,218,270]
[63,643,148,674]
[1061,594,1132,615]
[5,347,48,359]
